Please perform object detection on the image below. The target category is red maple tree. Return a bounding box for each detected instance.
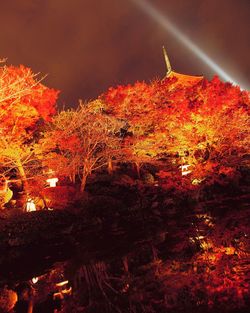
[100,74,249,181]
[0,63,59,190]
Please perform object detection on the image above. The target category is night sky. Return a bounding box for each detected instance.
[0,0,249,107]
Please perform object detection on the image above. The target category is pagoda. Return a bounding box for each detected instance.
[162,47,203,86]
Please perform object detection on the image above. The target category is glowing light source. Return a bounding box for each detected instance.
[131,0,246,88]
[192,178,203,185]
[180,164,192,176]
[196,235,205,240]
[31,277,39,284]
[54,280,72,298]
[61,287,72,295]
[46,177,58,187]
[26,198,36,212]
[56,280,69,287]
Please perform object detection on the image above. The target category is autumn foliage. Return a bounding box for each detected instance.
[0,64,58,131]
[0,60,249,313]
[0,63,58,189]
[0,59,249,195]
[100,75,249,182]
[41,103,122,191]
[0,60,249,194]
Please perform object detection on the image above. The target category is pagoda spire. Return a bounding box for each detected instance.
[162,46,172,77]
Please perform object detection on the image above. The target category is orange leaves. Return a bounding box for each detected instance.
[41,104,123,189]
[60,134,81,151]
[100,72,249,181]
[0,63,59,183]
[23,86,59,121]
[0,64,59,135]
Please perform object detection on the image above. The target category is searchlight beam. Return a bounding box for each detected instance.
[131,0,246,88]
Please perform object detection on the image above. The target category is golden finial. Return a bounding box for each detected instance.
[162,46,172,77]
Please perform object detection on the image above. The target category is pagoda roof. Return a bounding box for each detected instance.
[167,71,203,87]
[162,47,203,87]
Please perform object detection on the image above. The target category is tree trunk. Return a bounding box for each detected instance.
[123,256,129,273]
[80,173,88,192]
[107,158,113,174]
[16,159,28,192]
[80,166,90,192]
[81,161,91,192]
[70,173,76,184]
[135,162,141,178]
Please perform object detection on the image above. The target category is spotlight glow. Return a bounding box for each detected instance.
[131,0,246,88]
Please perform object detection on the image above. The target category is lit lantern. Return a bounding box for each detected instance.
[31,277,39,284]
[46,177,59,187]
[26,199,36,212]
[180,164,192,176]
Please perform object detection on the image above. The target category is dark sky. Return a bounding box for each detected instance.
[0,0,249,107]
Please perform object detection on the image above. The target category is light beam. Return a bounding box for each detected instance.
[131,0,247,89]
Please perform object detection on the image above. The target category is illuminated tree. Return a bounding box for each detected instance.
[0,63,58,189]
[166,77,249,182]
[100,75,250,180]
[41,103,122,191]
[100,79,176,175]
